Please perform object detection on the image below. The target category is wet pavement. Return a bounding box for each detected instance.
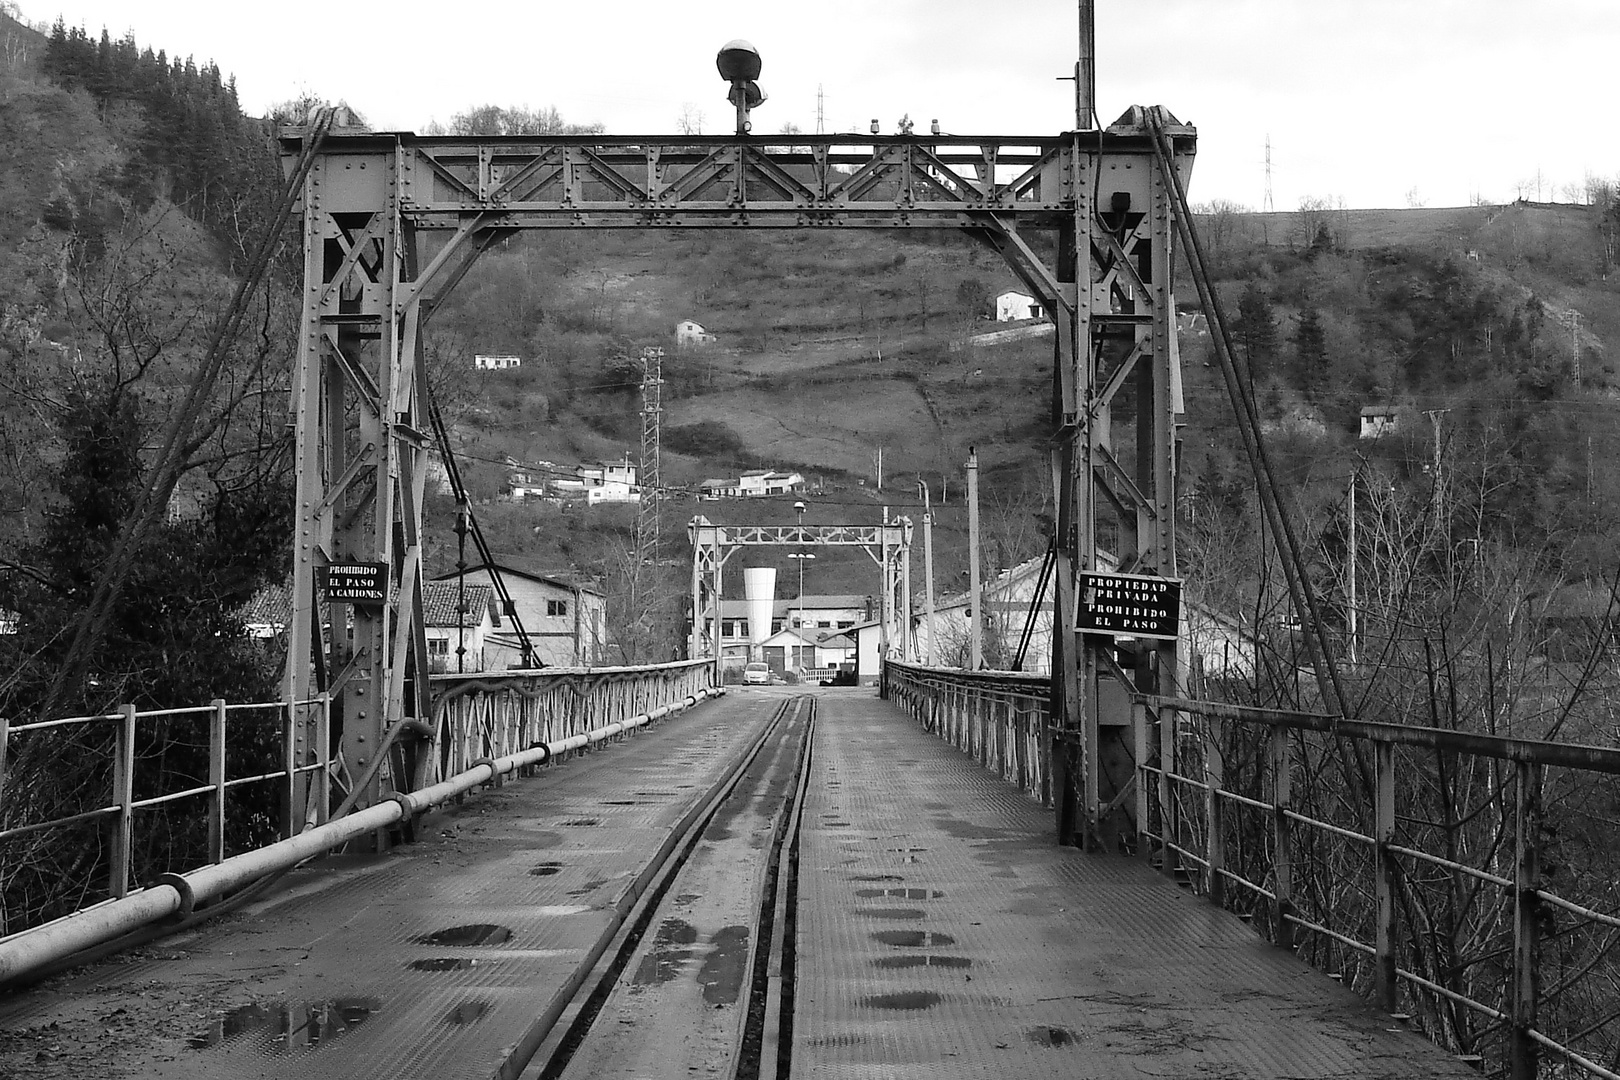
[0,686,1482,1079]
[0,693,775,1080]
[792,695,1480,1079]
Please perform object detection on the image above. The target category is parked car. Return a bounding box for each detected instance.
[743,662,771,685]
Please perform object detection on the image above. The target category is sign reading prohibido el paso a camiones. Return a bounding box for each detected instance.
[1077,572,1181,640]
[320,562,387,606]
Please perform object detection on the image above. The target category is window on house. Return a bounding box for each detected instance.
[548,599,568,616]
[428,639,448,655]
[771,620,783,634]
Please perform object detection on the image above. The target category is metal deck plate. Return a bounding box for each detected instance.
[793,692,1479,1079]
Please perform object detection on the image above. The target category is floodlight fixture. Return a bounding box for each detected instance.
[717,40,766,134]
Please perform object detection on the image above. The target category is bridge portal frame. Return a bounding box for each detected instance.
[688,518,912,684]
[279,109,1195,846]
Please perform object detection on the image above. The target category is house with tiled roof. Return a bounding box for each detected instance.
[423,580,499,672]
[431,555,606,669]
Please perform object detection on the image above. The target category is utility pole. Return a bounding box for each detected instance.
[1425,409,1449,557]
[1347,470,1358,665]
[1569,311,1581,388]
[967,447,982,670]
[922,487,937,666]
[638,346,664,560]
[875,445,884,491]
[1076,0,1096,130]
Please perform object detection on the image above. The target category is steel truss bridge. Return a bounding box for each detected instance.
[281,109,1195,847]
[0,107,1613,1079]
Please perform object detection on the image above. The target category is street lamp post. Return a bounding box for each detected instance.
[787,553,815,673]
[919,480,935,666]
[791,499,811,675]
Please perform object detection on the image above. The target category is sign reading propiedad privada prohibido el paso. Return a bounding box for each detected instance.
[1077,572,1181,640]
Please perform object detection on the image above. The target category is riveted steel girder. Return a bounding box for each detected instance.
[283,111,1195,849]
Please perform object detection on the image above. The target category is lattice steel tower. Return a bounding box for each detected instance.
[637,347,664,568]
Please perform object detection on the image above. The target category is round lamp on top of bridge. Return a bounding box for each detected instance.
[717,40,766,134]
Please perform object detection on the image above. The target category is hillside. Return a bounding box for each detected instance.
[3,9,1620,667]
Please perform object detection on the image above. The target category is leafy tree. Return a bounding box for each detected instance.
[445,104,603,136]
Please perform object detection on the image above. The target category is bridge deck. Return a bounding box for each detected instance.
[0,689,1475,1079]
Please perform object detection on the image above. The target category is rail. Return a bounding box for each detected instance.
[1135,694,1620,1080]
[883,661,1052,804]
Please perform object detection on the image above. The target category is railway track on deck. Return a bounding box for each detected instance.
[500,693,815,1080]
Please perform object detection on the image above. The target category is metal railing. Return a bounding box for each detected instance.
[0,697,330,917]
[427,660,715,781]
[1135,694,1620,1080]
[883,661,1052,804]
[1,661,716,941]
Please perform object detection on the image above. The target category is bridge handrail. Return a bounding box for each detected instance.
[1137,693,1620,1079]
[0,686,724,988]
[0,661,717,939]
[426,660,714,787]
[0,698,332,912]
[882,661,1052,804]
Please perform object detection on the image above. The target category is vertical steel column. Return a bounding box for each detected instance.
[208,699,226,864]
[1158,701,1177,880]
[1270,723,1294,950]
[1374,739,1398,1013]
[281,701,298,840]
[286,145,327,720]
[1510,760,1543,1080]
[110,704,136,900]
[313,692,331,828]
[1132,699,1150,860]
[1148,138,1182,729]
[1203,713,1225,905]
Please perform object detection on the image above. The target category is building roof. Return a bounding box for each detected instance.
[422,581,494,627]
[240,583,294,627]
[433,554,604,597]
[791,593,870,611]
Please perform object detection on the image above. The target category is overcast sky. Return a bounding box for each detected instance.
[25,0,1620,210]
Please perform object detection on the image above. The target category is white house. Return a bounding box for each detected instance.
[786,593,870,632]
[698,470,804,499]
[1359,405,1413,439]
[474,354,523,370]
[675,320,716,348]
[432,557,607,668]
[995,291,1045,322]
[758,626,856,679]
[423,580,499,672]
[554,456,640,505]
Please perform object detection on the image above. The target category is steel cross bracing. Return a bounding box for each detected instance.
[280,107,1195,847]
[687,518,912,684]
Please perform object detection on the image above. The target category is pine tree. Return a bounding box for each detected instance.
[1236,283,1278,379]
[1293,307,1328,395]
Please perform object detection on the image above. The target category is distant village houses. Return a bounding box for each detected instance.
[515,454,641,505]
[474,354,523,370]
[698,469,805,500]
[674,320,716,348]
